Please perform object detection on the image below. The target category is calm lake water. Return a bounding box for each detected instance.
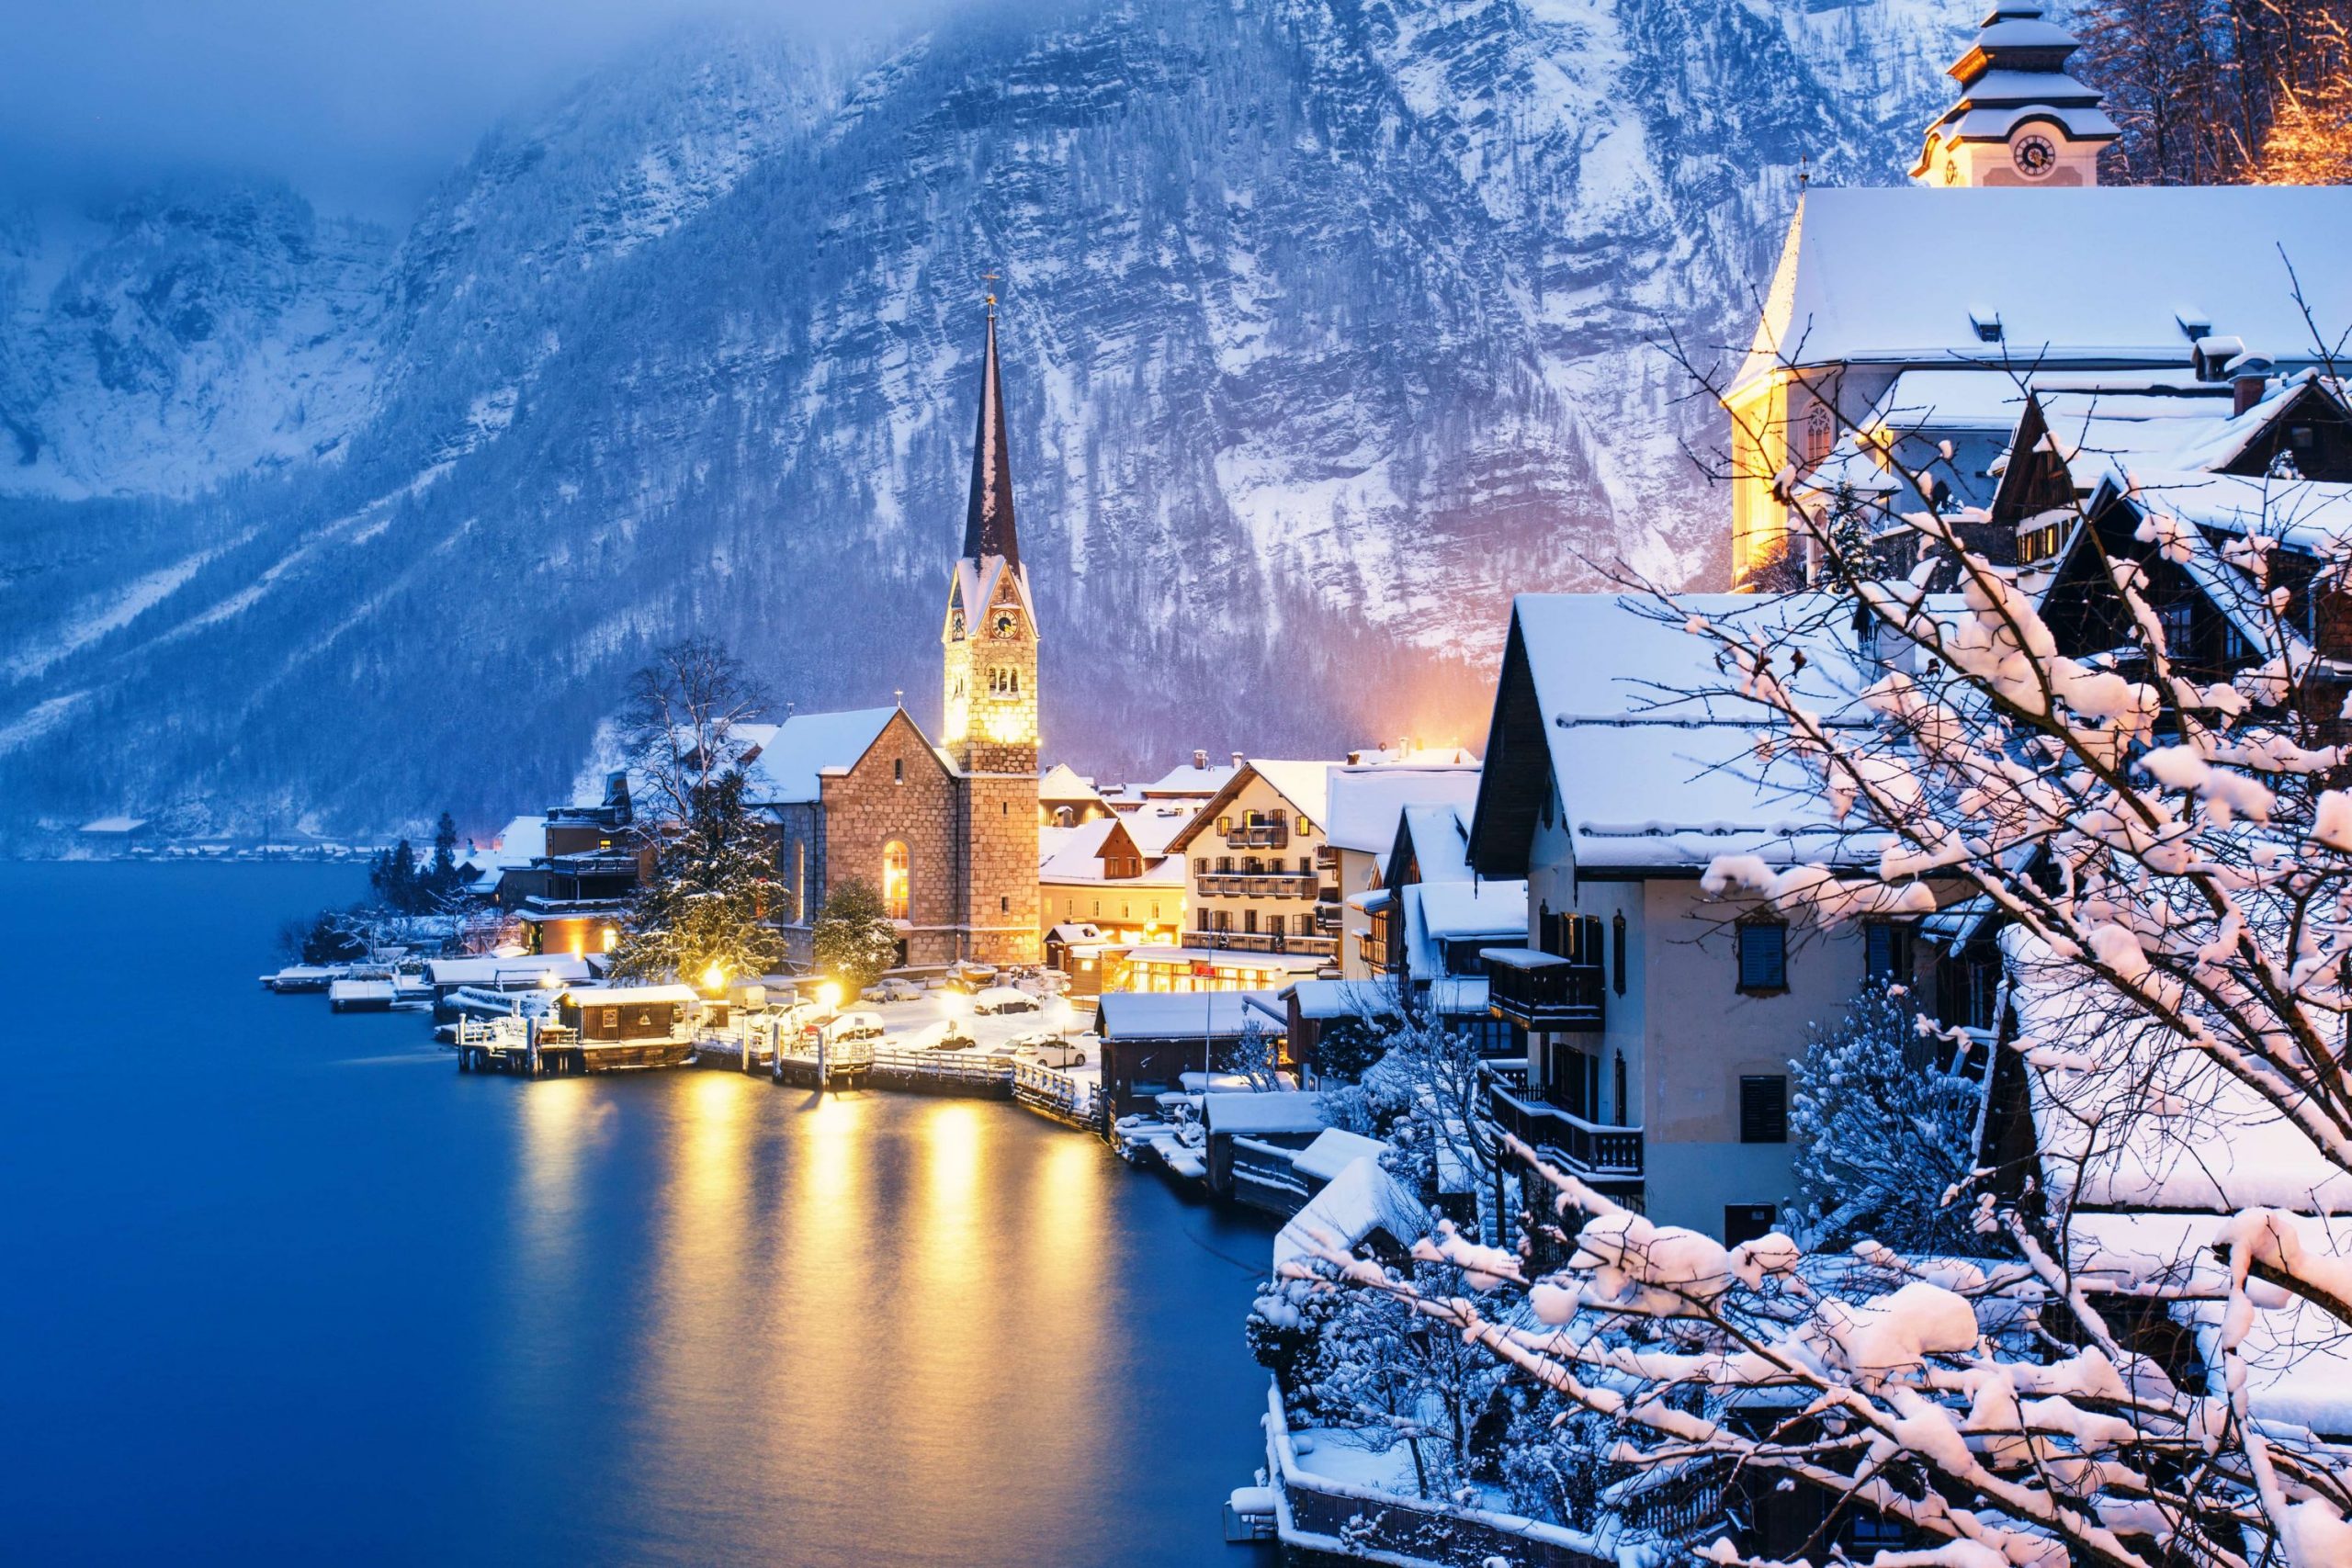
[0,863,1281,1566]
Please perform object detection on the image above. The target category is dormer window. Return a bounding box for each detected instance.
[1969,310,2003,344]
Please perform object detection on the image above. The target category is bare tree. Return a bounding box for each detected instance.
[620,638,770,831]
[1303,305,2352,1562]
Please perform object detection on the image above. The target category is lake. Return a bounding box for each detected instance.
[0,862,1282,1566]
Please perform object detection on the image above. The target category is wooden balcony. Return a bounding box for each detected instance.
[1488,1078,1643,1181]
[1312,902,1341,934]
[1485,950,1605,1031]
[1227,824,1289,849]
[1196,872,1319,898]
[1193,931,1339,958]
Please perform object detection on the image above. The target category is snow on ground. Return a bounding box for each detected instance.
[831,987,1103,1089]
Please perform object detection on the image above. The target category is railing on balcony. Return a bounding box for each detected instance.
[1312,902,1340,934]
[1191,931,1340,958]
[1313,845,1338,870]
[1196,873,1320,898]
[1227,823,1290,849]
[1485,950,1605,1030]
[1488,1079,1644,1180]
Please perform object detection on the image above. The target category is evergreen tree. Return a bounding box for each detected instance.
[810,877,900,993]
[608,770,785,986]
[429,811,460,896]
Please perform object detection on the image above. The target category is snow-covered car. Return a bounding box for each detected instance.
[970,985,1039,1015]
[944,962,998,992]
[931,1025,979,1052]
[1008,1032,1085,1068]
[821,1010,887,1045]
[863,977,923,1003]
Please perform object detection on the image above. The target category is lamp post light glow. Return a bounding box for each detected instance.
[815,981,842,1020]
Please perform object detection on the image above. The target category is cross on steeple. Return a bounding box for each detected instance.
[982,270,1001,318]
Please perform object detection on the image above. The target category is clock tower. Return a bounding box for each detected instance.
[1910,4,2118,188]
[940,305,1041,964]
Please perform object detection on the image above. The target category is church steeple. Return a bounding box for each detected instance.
[1912,4,2118,187]
[962,309,1019,568]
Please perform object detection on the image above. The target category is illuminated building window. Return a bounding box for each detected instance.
[882,840,910,919]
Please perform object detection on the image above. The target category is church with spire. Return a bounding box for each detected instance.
[756,310,1041,971]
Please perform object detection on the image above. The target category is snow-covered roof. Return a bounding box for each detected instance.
[1121,804,1198,858]
[1736,187,2352,399]
[1092,988,1288,1039]
[78,815,148,833]
[2008,929,2352,1213]
[1140,759,1237,796]
[1498,592,1888,872]
[1324,763,1482,852]
[1424,977,1491,1018]
[1117,944,1328,975]
[1867,368,2038,434]
[1251,760,1338,829]
[562,984,700,1008]
[1400,879,1525,983]
[491,813,548,865]
[1292,1127,1391,1184]
[1281,977,1405,1021]
[741,707,900,804]
[1399,803,1474,883]
[1202,1090,1328,1136]
[2119,467,2352,557]
[425,953,592,986]
[1038,761,1106,803]
[1414,880,1524,942]
[1272,1156,1426,1272]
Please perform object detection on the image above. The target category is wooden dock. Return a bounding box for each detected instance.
[451,1016,695,1077]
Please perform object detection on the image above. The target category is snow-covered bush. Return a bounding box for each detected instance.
[1784,982,1993,1258]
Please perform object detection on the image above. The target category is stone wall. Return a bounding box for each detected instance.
[958,770,1041,964]
[815,710,964,969]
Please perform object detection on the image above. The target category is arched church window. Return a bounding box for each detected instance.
[882,840,910,920]
[1804,404,1834,467]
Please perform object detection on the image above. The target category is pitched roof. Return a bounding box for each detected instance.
[1163,759,1343,853]
[1736,187,2352,399]
[963,310,1019,566]
[1396,803,1475,884]
[741,707,903,805]
[1038,761,1105,803]
[1037,817,1184,886]
[1471,592,1890,874]
[1324,763,1482,853]
[1141,758,1238,796]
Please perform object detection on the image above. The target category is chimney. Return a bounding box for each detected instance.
[1192,749,1208,771]
[605,772,633,826]
[1231,751,1245,771]
[2232,357,2276,417]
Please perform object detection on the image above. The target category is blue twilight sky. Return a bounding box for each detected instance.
[0,0,950,223]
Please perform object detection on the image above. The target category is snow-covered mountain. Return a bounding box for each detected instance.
[0,0,1971,839]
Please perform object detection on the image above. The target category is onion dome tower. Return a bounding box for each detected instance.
[1911,4,2120,187]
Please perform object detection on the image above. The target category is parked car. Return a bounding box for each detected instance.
[971,985,1039,1016]
[932,1024,979,1052]
[944,961,998,993]
[863,977,923,1003]
[822,1010,887,1046]
[1008,1032,1086,1068]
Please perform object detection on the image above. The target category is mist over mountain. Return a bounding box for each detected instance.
[0,0,1967,841]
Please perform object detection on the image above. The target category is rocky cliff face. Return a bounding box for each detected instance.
[0,0,1969,838]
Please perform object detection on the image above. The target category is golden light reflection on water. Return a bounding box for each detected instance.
[510,1077,1151,1557]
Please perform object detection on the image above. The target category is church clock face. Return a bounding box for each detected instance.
[991,610,1020,638]
[1942,155,1958,186]
[2011,133,2058,179]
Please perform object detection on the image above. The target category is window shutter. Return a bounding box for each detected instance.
[1738,924,1787,991]
[1865,921,1893,980]
[1739,1075,1789,1144]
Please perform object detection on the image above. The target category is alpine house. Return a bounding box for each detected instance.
[1730,2,2352,592]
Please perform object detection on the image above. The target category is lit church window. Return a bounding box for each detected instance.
[883,840,910,919]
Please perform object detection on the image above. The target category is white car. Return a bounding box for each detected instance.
[822,1010,887,1045]
[971,985,1039,1016]
[1008,1032,1086,1068]
[864,977,922,1003]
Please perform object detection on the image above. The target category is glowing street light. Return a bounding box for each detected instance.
[815,980,842,1019]
[702,961,727,995]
